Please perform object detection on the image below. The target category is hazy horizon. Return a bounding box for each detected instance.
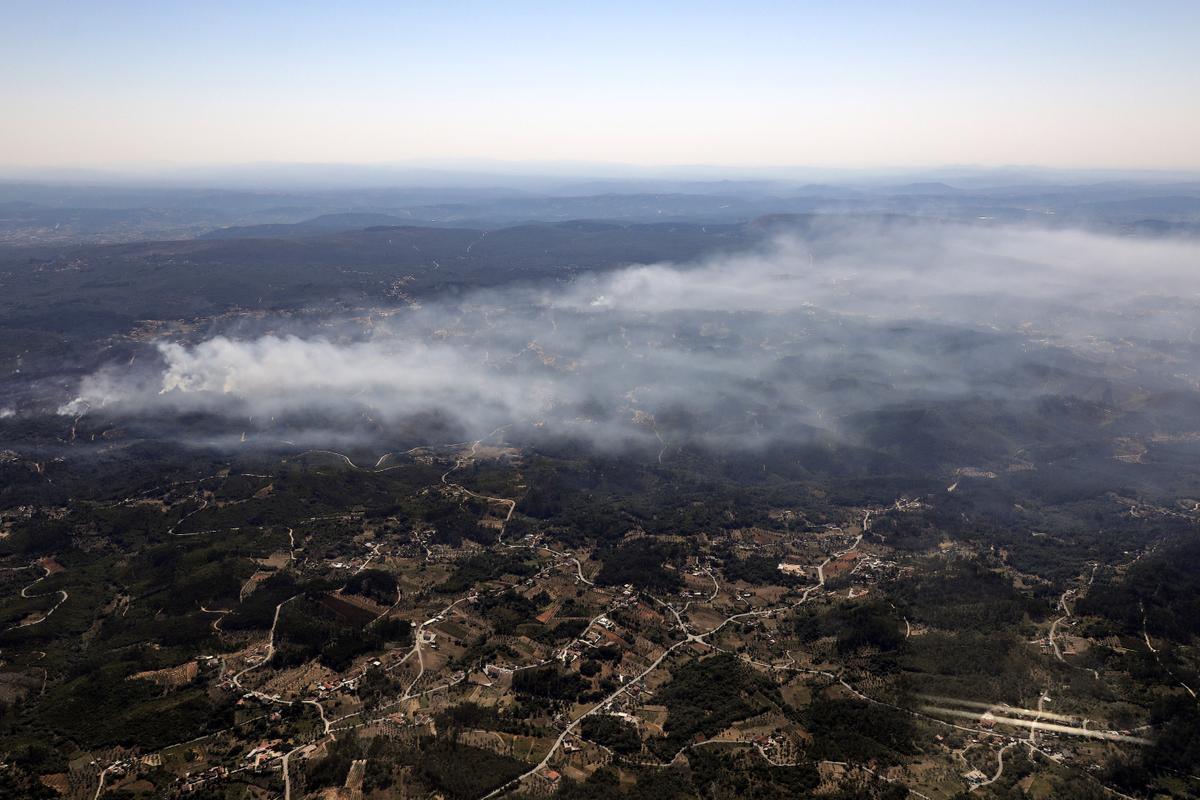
[4,160,1200,195]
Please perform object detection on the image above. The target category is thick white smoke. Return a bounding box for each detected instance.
[61,222,1200,447]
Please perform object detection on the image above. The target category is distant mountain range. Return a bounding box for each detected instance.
[0,174,1195,247]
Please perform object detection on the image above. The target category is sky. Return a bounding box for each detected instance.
[3,0,1199,171]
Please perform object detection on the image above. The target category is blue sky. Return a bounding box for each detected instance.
[3,1,1198,169]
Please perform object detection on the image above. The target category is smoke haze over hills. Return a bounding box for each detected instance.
[58,221,1200,455]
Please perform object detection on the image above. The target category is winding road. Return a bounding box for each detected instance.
[5,563,69,631]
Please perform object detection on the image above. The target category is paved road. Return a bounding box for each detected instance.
[5,563,69,631]
[230,595,297,693]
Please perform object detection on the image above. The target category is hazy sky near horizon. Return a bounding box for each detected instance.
[4,1,1199,171]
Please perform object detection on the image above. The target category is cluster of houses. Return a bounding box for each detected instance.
[178,764,230,794]
[243,739,285,771]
